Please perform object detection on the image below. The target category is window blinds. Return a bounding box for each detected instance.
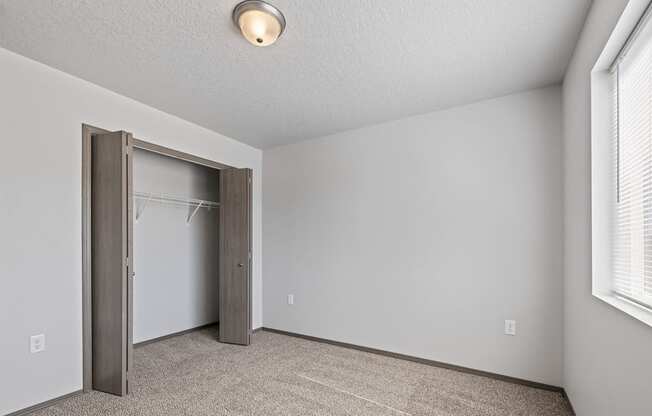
[613,20,652,309]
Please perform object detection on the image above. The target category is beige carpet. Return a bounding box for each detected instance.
[33,328,572,415]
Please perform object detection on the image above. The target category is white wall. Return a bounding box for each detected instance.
[562,1,652,414]
[133,149,219,344]
[0,47,262,415]
[263,86,564,386]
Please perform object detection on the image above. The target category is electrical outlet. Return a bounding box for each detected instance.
[30,334,46,353]
[504,320,516,336]
[287,294,294,305]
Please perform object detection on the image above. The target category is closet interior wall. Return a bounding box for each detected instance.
[133,148,219,344]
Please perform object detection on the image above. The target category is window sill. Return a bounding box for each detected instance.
[593,292,652,328]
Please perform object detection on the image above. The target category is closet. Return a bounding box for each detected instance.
[83,127,252,396]
[132,147,219,344]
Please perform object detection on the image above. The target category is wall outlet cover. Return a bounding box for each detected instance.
[287,294,294,305]
[30,334,46,353]
[504,320,516,336]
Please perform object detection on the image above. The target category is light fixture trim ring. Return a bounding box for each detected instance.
[232,0,286,36]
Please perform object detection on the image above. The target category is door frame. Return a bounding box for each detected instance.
[81,124,247,392]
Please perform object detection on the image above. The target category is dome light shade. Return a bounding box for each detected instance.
[233,1,286,47]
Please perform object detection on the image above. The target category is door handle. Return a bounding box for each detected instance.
[238,263,244,268]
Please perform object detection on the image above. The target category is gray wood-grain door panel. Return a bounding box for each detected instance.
[219,168,252,345]
[91,131,133,396]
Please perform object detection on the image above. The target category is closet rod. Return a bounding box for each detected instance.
[134,191,220,208]
[134,191,219,224]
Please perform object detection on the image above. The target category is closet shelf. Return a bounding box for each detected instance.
[134,191,219,208]
[134,191,219,224]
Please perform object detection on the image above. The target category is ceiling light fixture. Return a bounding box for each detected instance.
[232,0,286,47]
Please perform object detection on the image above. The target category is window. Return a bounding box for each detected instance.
[591,1,652,326]
[611,10,652,310]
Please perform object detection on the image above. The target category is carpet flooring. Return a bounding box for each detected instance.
[32,328,573,416]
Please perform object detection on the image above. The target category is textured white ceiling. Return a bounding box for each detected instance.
[0,0,590,148]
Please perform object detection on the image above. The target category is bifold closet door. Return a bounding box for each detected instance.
[91,131,134,396]
[219,168,252,345]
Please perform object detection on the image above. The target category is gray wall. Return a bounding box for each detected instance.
[562,0,652,414]
[0,46,262,416]
[133,149,218,343]
[263,86,564,386]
